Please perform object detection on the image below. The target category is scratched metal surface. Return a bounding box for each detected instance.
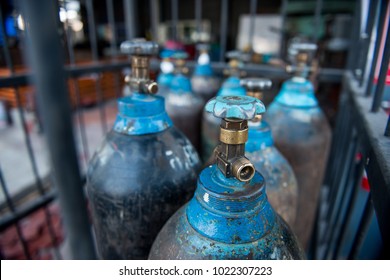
[265,77,331,250]
[149,165,304,260]
[86,90,201,259]
[246,121,298,228]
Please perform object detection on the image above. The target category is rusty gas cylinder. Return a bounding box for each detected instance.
[149,95,304,260]
[241,77,298,228]
[264,42,331,249]
[164,51,204,153]
[86,39,201,260]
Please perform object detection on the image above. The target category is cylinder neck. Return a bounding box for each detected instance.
[186,165,275,244]
[246,121,274,152]
[215,118,255,182]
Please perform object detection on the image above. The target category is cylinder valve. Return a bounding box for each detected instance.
[205,95,265,181]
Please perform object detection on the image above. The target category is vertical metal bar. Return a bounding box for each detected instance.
[64,6,90,165]
[313,0,323,42]
[248,0,257,54]
[385,115,390,137]
[171,0,178,41]
[348,194,374,259]
[219,0,228,62]
[86,0,108,134]
[325,131,359,259]
[366,0,389,96]
[195,0,202,36]
[371,18,390,112]
[0,164,31,259]
[359,0,379,86]
[346,1,362,71]
[149,0,160,42]
[123,0,137,40]
[333,148,366,259]
[279,0,288,58]
[20,0,96,259]
[106,0,122,99]
[1,5,62,259]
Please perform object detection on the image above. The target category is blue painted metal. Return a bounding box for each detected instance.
[265,76,331,250]
[149,96,304,260]
[113,94,172,135]
[217,76,246,97]
[246,120,298,227]
[87,39,202,259]
[205,95,265,119]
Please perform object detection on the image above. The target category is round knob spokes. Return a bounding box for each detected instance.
[120,39,159,56]
[240,78,272,91]
[205,95,265,120]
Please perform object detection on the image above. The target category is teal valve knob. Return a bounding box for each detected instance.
[240,78,272,101]
[205,95,266,120]
[205,96,266,182]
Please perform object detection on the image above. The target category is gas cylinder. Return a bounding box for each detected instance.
[191,44,220,102]
[156,50,175,97]
[149,95,304,260]
[241,78,298,227]
[86,40,201,260]
[164,51,204,153]
[264,43,331,249]
[200,51,247,162]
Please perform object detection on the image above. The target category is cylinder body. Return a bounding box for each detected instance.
[246,121,298,227]
[265,78,331,249]
[149,165,304,260]
[87,95,201,259]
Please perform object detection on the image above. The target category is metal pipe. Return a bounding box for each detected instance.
[248,0,258,53]
[313,0,323,42]
[371,16,390,112]
[123,0,137,40]
[149,0,160,42]
[195,0,202,37]
[19,0,96,259]
[171,0,179,41]
[366,0,389,96]
[219,0,228,62]
[279,0,288,58]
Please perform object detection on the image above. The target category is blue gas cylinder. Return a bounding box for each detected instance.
[156,49,175,97]
[165,51,204,153]
[200,51,247,162]
[264,43,331,249]
[86,40,201,260]
[149,96,304,260]
[241,78,298,228]
[191,44,220,102]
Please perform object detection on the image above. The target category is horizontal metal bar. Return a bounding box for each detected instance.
[0,61,344,89]
[0,190,56,231]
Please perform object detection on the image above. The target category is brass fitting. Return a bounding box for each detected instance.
[232,157,255,182]
[215,118,255,182]
[246,91,263,100]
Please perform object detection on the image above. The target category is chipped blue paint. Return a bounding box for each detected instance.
[246,121,274,153]
[149,164,305,259]
[113,93,172,135]
[187,165,275,243]
[170,73,193,94]
[273,77,318,108]
[205,95,265,119]
[217,76,246,97]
